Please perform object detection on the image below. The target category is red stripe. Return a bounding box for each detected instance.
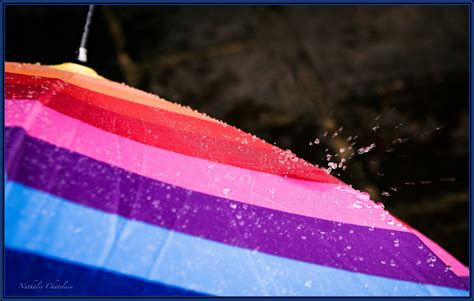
[6,72,340,184]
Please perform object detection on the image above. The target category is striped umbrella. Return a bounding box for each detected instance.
[5,62,469,296]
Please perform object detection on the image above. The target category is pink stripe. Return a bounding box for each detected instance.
[6,98,407,231]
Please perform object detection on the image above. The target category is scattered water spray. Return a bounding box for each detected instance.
[305,106,455,201]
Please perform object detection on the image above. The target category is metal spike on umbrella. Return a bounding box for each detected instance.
[77,5,95,63]
[4,62,469,296]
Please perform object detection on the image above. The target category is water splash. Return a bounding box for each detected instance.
[304,108,455,204]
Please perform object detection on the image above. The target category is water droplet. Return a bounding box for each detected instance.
[352,201,363,209]
[222,188,230,197]
[301,236,307,240]
[374,202,385,209]
[314,138,320,145]
[357,143,376,155]
[304,280,312,288]
[356,192,370,201]
[229,203,237,210]
[392,138,404,144]
[440,177,456,182]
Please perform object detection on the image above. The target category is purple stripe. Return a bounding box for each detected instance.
[4,127,467,290]
[460,277,470,289]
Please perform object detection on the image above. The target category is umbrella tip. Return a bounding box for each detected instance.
[76,5,94,64]
[77,47,88,63]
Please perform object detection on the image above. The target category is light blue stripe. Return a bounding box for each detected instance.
[5,180,468,296]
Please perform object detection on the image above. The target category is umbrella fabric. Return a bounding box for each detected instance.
[4,62,469,296]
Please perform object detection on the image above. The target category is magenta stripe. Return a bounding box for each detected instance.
[4,127,467,290]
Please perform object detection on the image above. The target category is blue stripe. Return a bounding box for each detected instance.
[5,248,208,296]
[5,180,468,296]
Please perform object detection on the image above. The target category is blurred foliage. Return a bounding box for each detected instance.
[6,5,469,264]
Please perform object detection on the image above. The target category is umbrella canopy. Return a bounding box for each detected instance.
[5,62,469,296]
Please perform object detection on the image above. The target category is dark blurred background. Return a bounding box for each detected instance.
[6,5,469,264]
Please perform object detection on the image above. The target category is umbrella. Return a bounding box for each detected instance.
[5,62,469,296]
